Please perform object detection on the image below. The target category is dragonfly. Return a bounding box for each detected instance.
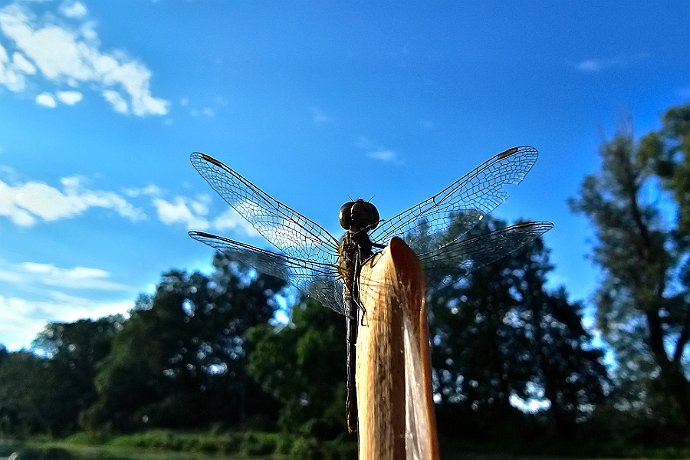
[188,146,553,433]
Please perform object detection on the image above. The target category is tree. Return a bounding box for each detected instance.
[29,317,121,434]
[84,253,284,431]
[247,297,347,436]
[428,217,607,438]
[0,351,52,435]
[0,319,120,436]
[570,104,690,426]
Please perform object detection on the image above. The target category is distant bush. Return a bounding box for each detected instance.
[107,429,285,455]
[241,432,278,455]
[63,431,110,445]
[33,428,358,458]
[290,436,320,458]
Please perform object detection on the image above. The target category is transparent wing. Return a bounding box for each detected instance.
[417,221,554,276]
[370,146,539,254]
[190,152,340,265]
[190,231,345,314]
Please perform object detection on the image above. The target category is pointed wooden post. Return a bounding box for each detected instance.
[356,237,440,460]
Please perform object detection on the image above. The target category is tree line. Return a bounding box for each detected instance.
[0,103,688,448]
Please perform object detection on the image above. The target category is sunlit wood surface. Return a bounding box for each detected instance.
[357,237,439,460]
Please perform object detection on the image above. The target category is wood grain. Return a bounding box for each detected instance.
[357,237,439,460]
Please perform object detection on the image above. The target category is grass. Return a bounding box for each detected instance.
[1,430,357,460]
[5,431,690,460]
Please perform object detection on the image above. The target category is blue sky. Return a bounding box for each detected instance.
[1,0,689,350]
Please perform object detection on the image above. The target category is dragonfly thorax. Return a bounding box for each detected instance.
[339,199,379,233]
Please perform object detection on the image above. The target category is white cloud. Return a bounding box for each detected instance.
[0,43,28,91]
[355,136,401,163]
[35,90,56,107]
[213,207,258,236]
[124,184,161,198]
[190,106,215,118]
[153,196,210,230]
[0,261,129,291]
[59,1,87,19]
[0,256,135,349]
[0,1,168,116]
[0,174,145,227]
[56,89,82,105]
[368,149,397,162]
[571,52,649,73]
[102,89,128,113]
[184,96,231,119]
[12,51,35,74]
[153,194,257,235]
[311,106,332,125]
[0,293,132,351]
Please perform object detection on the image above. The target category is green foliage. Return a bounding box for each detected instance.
[0,351,54,435]
[246,297,346,436]
[428,217,608,437]
[99,429,353,458]
[0,318,120,436]
[63,431,111,445]
[570,104,690,429]
[82,254,285,432]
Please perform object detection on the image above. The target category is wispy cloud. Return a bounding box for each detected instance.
[0,164,256,234]
[190,107,215,118]
[0,174,145,227]
[0,260,130,291]
[153,195,211,230]
[570,52,649,73]
[311,106,332,125]
[212,207,258,235]
[0,255,135,348]
[368,149,397,162]
[35,91,56,107]
[151,194,258,235]
[59,1,87,20]
[0,293,132,350]
[178,95,228,119]
[355,136,401,163]
[34,89,82,108]
[123,184,162,198]
[56,89,82,105]
[0,1,168,116]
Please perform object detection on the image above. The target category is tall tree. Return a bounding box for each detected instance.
[0,319,120,435]
[84,253,284,431]
[30,317,121,434]
[570,104,690,424]
[0,351,52,435]
[247,297,346,436]
[429,217,607,437]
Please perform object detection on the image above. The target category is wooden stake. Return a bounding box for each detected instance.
[357,237,440,460]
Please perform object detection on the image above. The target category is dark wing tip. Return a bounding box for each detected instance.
[515,221,554,233]
[190,152,224,168]
[189,230,224,241]
[498,145,538,159]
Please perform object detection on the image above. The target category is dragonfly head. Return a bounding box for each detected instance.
[339,199,380,233]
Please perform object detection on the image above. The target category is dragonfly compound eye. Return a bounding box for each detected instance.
[349,199,379,232]
[339,202,355,230]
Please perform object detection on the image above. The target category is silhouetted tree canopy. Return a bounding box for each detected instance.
[428,217,608,439]
[571,104,690,434]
